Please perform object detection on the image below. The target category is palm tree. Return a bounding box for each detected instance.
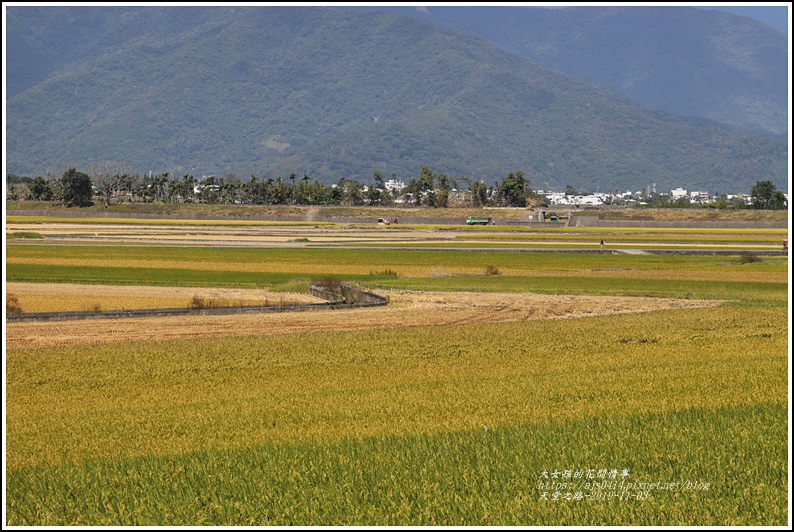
[289,172,297,204]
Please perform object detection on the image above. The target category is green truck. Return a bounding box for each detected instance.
[466,215,494,225]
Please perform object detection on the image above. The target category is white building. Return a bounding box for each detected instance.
[727,194,753,205]
[194,184,220,195]
[671,187,687,200]
[545,192,568,205]
[384,179,406,194]
[578,195,604,206]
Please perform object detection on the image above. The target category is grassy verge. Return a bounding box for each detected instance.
[6,231,45,239]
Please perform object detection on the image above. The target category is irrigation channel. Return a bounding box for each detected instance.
[6,282,388,323]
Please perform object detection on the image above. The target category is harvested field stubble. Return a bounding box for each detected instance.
[5,291,720,350]
[5,283,319,313]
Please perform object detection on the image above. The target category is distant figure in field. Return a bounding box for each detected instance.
[600,240,605,253]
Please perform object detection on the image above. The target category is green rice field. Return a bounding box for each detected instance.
[6,245,788,303]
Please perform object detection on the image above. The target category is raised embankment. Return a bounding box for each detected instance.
[6,282,387,323]
[9,207,788,228]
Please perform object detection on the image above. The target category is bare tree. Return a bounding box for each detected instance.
[44,162,78,202]
[88,160,136,207]
[46,162,73,182]
[7,183,28,201]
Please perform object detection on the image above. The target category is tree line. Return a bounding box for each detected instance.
[6,164,538,209]
[6,163,786,210]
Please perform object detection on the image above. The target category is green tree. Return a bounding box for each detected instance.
[367,171,391,206]
[770,191,787,210]
[307,179,333,205]
[219,175,242,204]
[29,176,54,201]
[295,175,313,205]
[60,168,93,207]
[471,180,488,207]
[129,175,146,203]
[180,175,197,203]
[750,180,787,210]
[434,173,455,208]
[336,177,365,205]
[271,177,291,204]
[245,176,263,204]
[497,171,532,207]
[289,172,297,204]
[404,166,436,207]
[196,175,219,204]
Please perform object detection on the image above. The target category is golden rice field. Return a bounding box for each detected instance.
[6,305,786,470]
[4,217,790,526]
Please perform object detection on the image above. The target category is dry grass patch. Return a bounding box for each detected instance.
[7,294,25,316]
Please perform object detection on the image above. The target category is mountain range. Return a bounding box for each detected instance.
[5,6,789,194]
[347,5,788,138]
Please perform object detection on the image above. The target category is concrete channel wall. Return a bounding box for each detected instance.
[568,215,788,229]
[6,282,388,323]
[500,220,567,228]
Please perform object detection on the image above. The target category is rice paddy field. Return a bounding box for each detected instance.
[4,216,790,526]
